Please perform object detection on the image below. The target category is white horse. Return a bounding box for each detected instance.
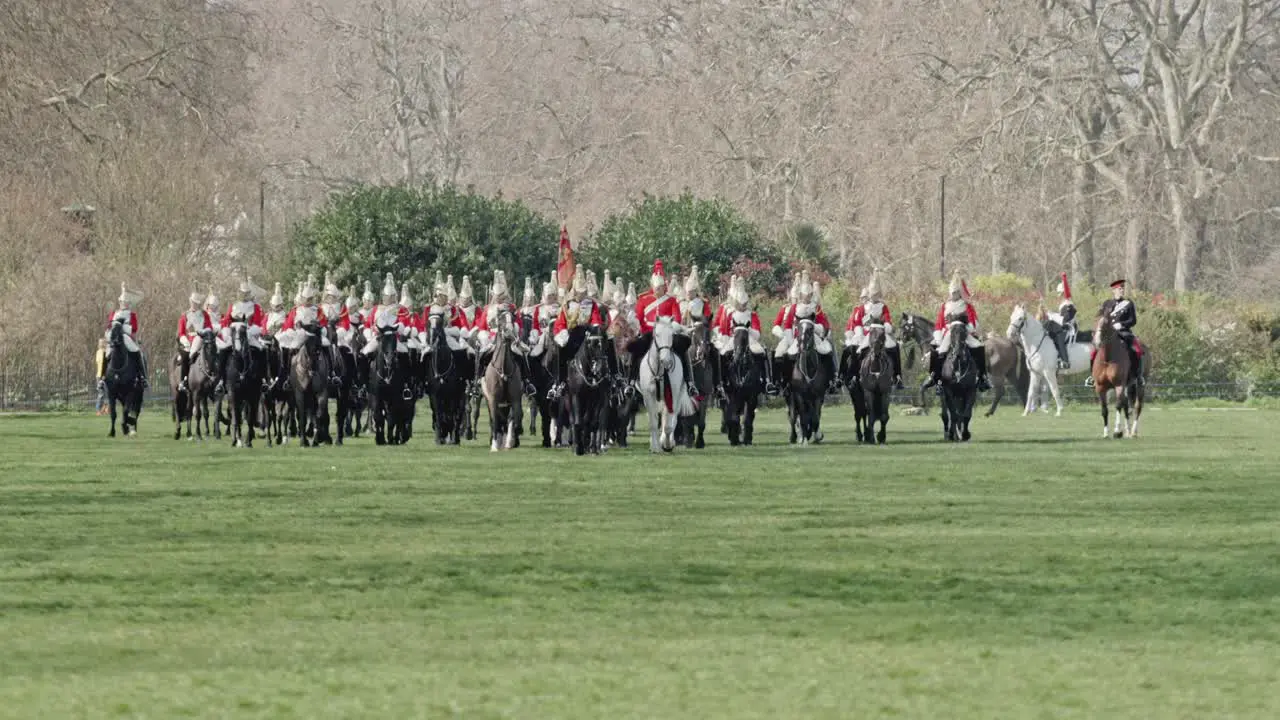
[1006,304,1092,417]
[638,316,696,453]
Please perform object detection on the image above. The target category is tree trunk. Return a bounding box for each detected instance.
[1123,213,1147,291]
[1170,178,1210,293]
[1070,160,1095,284]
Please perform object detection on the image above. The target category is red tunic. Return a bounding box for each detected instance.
[421,305,465,332]
[772,303,795,329]
[637,294,682,334]
[221,303,268,333]
[177,310,213,339]
[712,304,727,329]
[282,305,329,330]
[934,302,978,330]
[456,305,479,330]
[107,310,140,335]
[475,302,519,334]
[552,301,604,336]
[715,309,761,336]
[783,306,831,333]
[846,303,891,331]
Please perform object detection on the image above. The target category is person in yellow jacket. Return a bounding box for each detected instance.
[94,338,108,415]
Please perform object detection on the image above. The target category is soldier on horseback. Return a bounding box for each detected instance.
[199,290,220,335]
[99,283,148,388]
[629,259,700,401]
[844,270,904,389]
[419,271,469,355]
[682,266,720,398]
[279,274,330,362]
[922,271,992,393]
[265,283,288,337]
[475,270,522,368]
[214,277,268,394]
[455,275,480,330]
[176,291,214,392]
[775,270,839,395]
[714,274,770,388]
[1042,272,1077,370]
[548,265,604,400]
[1087,279,1145,388]
[360,273,413,357]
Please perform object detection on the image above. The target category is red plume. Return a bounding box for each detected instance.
[961,279,971,300]
[1060,272,1072,300]
[653,259,665,277]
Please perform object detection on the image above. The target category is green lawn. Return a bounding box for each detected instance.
[1,407,1278,719]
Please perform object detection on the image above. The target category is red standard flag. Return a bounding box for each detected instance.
[556,225,575,290]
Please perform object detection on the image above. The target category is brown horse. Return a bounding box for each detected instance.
[1091,319,1144,438]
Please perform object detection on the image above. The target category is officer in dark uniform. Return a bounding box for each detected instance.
[1087,279,1143,387]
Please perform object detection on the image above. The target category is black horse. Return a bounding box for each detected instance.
[857,325,894,444]
[567,325,609,455]
[676,319,715,449]
[291,325,333,447]
[940,322,979,442]
[423,312,468,445]
[225,323,263,448]
[786,318,828,445]
[368,325,413,445]
[519,312,557,447]
[722,319,763,446]
[103,321,144,437]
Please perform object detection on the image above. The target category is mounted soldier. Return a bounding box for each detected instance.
[844,270,904,389]
[776,271,839,395]
[203,290,222,335]
[475,270,521,367]
[1043,272,1077,369]
[1087,279,1144,387]
[714,274,770,388]
[176,291,214,392]
[99,283,147,389]
[519,276,539,322]
[922,270,992,393]
[361,273,413,357]
[420,271,469,356]
[631,259,700,400]
[278,274,329,359]
[683,265,719,397]
[265,283,288,338]
[455,275,480,330]
[214,276,268,393]
[548,265,604,400]
[770,275,800,339]
[344,285,363,333]
[526,278,559,362]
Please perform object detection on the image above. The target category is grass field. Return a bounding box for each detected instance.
[1,407,1279,719]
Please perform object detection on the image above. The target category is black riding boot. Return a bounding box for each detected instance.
[214,348,229,394]
[889,345,904,388]
[758,354,771,393]
[824,352,839,394]
[680,350,700,398]
[179,351,191,392]
[548,349,567,400]
[135,352,149,389]
[921,348,939,387]
[973,346,992,391]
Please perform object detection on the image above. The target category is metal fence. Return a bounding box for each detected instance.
[5,361,1280,412]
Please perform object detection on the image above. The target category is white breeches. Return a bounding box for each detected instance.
[179,335,204,356]
[277,329,330,351]
[216,324,265,351]
[936,326,982,353]
[775,331,832,357]
[846,326,898,350]
[714,331,765,355]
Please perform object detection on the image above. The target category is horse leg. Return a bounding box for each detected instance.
[1099,391,1111,439]
[743,395,756,446]
[1046,373,1065,417]
[1023,372,1038,416]
[984,378,1004,417]
[787,396,798,444]
[647,398,661,453]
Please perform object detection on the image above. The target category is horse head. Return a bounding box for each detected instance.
[731,318,751,362]
[577,324,607,382]
[109,320,126,350]
[651,317,676,371]
[518,312,535,346]
[1007,304,1027,342]
[868,323,886,352]
[688,320,709,365]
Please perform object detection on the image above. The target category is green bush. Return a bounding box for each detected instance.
[579,193,784,291]
[287,184,558,297]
